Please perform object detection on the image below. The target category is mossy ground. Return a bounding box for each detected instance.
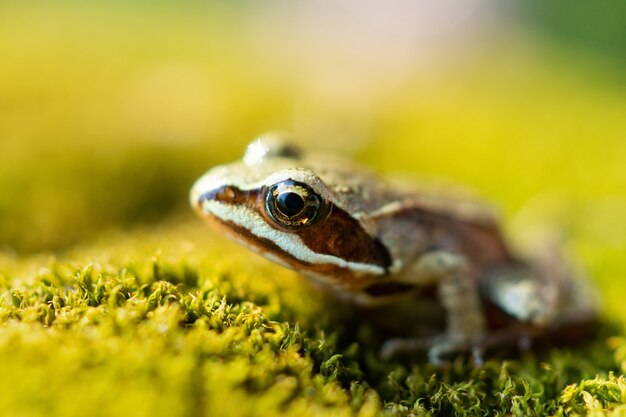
[1,219,625,417]
[1,2,626,416]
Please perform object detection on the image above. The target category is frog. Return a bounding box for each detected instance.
[190,134,597,365]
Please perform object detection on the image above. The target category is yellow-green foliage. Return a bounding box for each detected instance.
[1,2,626,416]
[558,373,626,416]
[0,223,622,417]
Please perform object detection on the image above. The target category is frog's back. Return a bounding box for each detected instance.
[377,201,518,275]
[306,156,520,275]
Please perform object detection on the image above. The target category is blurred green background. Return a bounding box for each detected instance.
[2,0,625,310]
[1,1,626,415]
[0,0,624,249]
[1,0,625,314]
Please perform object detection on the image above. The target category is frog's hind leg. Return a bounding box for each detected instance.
[481,255,597,338]
[482,265,559,328]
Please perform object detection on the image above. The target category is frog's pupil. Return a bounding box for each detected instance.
[277,192,305,217]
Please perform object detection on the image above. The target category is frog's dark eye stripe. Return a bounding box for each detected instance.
[199,197,387,276]
[193,177,390,274]
[197,185,252,207]
[264,180,329,229]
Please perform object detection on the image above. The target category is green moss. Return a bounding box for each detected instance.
[0,221,623,417]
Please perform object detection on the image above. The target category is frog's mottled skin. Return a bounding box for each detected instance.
[190,135,597,364]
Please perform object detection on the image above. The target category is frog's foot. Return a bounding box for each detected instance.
[427,334,487,367]
[381,334,486,367]
[497,279,557,325]
[380,336,432,361]
[482,266,556,327]
[381,327,537,367]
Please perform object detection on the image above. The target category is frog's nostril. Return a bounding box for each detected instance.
[218,187,237,201]
[197,186,239,207]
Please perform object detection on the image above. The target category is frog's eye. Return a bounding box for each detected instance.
[265,180,327,229]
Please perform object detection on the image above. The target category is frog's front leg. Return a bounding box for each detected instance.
[382,251,486,365]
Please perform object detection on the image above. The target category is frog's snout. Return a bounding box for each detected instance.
[189,177,206,212]
[189,172,223,215]
[190,169,247,219]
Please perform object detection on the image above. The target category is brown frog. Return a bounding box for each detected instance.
[190,135,597,365]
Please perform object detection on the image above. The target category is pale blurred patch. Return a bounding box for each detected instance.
[240,0,496,151]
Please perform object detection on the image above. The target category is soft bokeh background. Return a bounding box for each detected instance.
[1,2,626,414]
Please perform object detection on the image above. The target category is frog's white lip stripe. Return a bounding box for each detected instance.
[202,200,385,276]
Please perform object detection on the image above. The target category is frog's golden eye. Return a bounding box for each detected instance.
[265,180,326,229]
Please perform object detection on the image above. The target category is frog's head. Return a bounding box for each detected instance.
[190,136,391,286]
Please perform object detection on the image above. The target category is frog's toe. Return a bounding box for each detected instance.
[381,334,487,366]
[427,336,470,365]
[426,334,491,367]
[380,337,433,361]
[471,345,485,367]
